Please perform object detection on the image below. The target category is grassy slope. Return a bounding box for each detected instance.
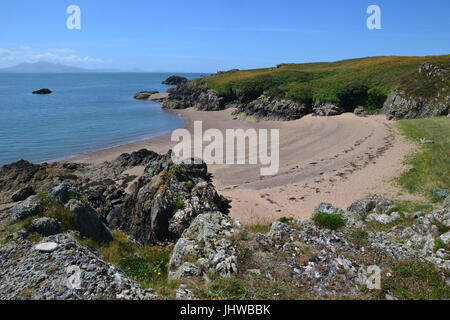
[396,117,450,201]
[200,55,450,105]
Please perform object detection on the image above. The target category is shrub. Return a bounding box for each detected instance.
[279,217,293,224]
[336,82,369,112]
[313,212,345,230]
[367,86,389,108]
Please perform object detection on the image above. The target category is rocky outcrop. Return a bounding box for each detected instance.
[0,160,85,204]
[162,76,188,85]
[66,199,113,242]
[0,233,158,300]
[233,94,311,121]
[31,217,62,236]
[162,81,227,111]
[32,88,52,94]
[312,102,343,117]
[383,63,449,119]
[133,91,158,100]
[168,212,242,279]
[119,151,230,245]
[10,195,43,220]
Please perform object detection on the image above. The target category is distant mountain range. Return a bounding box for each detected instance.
[0,62,122,73]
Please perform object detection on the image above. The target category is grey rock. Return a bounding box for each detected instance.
[444,195,450,208]
[267,221,291,240]
[170,262,202,280]
[353,106,367,117]
[10,195,42,220]
[175,284,195,300]
[312,102,343,117]
[49,183,81,204]
[133,91,158,100]
[440,231,450,245]
[168,212,240,280]
[365,212,401,225]
[35,242,59,252]
[31,217,62,236]
[65,199,112,242]
[347,195,395,217]
[0,233,158,300]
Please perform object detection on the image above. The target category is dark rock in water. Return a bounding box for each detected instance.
[65,199,113,242]
[11,186,35,202]
[120,151,230,245]
[133,91,159,100]
[10,195,43,220]
[162,76,188,85]
[32,88,52,94]
[31,217,62,236]
[312,102,344,117]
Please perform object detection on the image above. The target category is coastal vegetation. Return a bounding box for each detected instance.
[396,117,450,202]
[198,55,450,110]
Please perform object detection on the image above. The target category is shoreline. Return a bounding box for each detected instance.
[66,106,422,224]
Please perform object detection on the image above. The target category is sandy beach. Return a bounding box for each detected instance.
[69,107,420,225]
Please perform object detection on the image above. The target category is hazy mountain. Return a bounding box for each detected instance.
[0,62,121,73]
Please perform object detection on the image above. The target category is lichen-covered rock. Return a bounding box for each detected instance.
[168,212,241,280]
[10,195,42,220]
[120,151,230,245]
[267,221,292,240]
[0,233,158,300]
[234,94,311,121]
[444,195,450,209]
[312,102,343,117]
[65,199,112,242]
[31,217,62,236]
[49,183,81,204]
[347,195,395,217]
[365,212,401,225]
[382,63,449,119]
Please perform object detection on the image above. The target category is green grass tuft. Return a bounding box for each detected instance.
[313,213,345,230]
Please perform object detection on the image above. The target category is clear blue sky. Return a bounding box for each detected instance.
[0,0,449,72]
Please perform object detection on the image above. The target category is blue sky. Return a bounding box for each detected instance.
[0,0,449,72]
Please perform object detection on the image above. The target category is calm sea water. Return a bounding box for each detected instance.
[0,73,204,166]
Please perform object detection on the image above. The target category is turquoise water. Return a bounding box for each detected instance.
[0,73,203,166]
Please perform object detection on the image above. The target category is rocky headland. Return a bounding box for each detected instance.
[0,149,449,300]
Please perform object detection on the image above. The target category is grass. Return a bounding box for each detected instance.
[396,117,450,201]
[199,55,450,108]
[79,230,174,291]
[313,213,345,230]
[381,260,450,300]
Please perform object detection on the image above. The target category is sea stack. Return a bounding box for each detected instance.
[32,88,52,94]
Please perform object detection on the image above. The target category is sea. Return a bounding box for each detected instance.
[0,73,204,166]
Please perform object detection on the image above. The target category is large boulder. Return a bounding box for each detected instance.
[168,212,241,280]
[0,233,157,300]
[31,217,62,236]
[11,186,35,202]
[234,94,311,121]
[347,195,395,218]
[120,151,230,245]
[65,199,112,242]
[10,195,43,220]
[49,183,81,204]
[312,102,344,117]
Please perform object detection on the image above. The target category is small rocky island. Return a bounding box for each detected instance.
[32,88,52,95]
[162,76,188,85]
